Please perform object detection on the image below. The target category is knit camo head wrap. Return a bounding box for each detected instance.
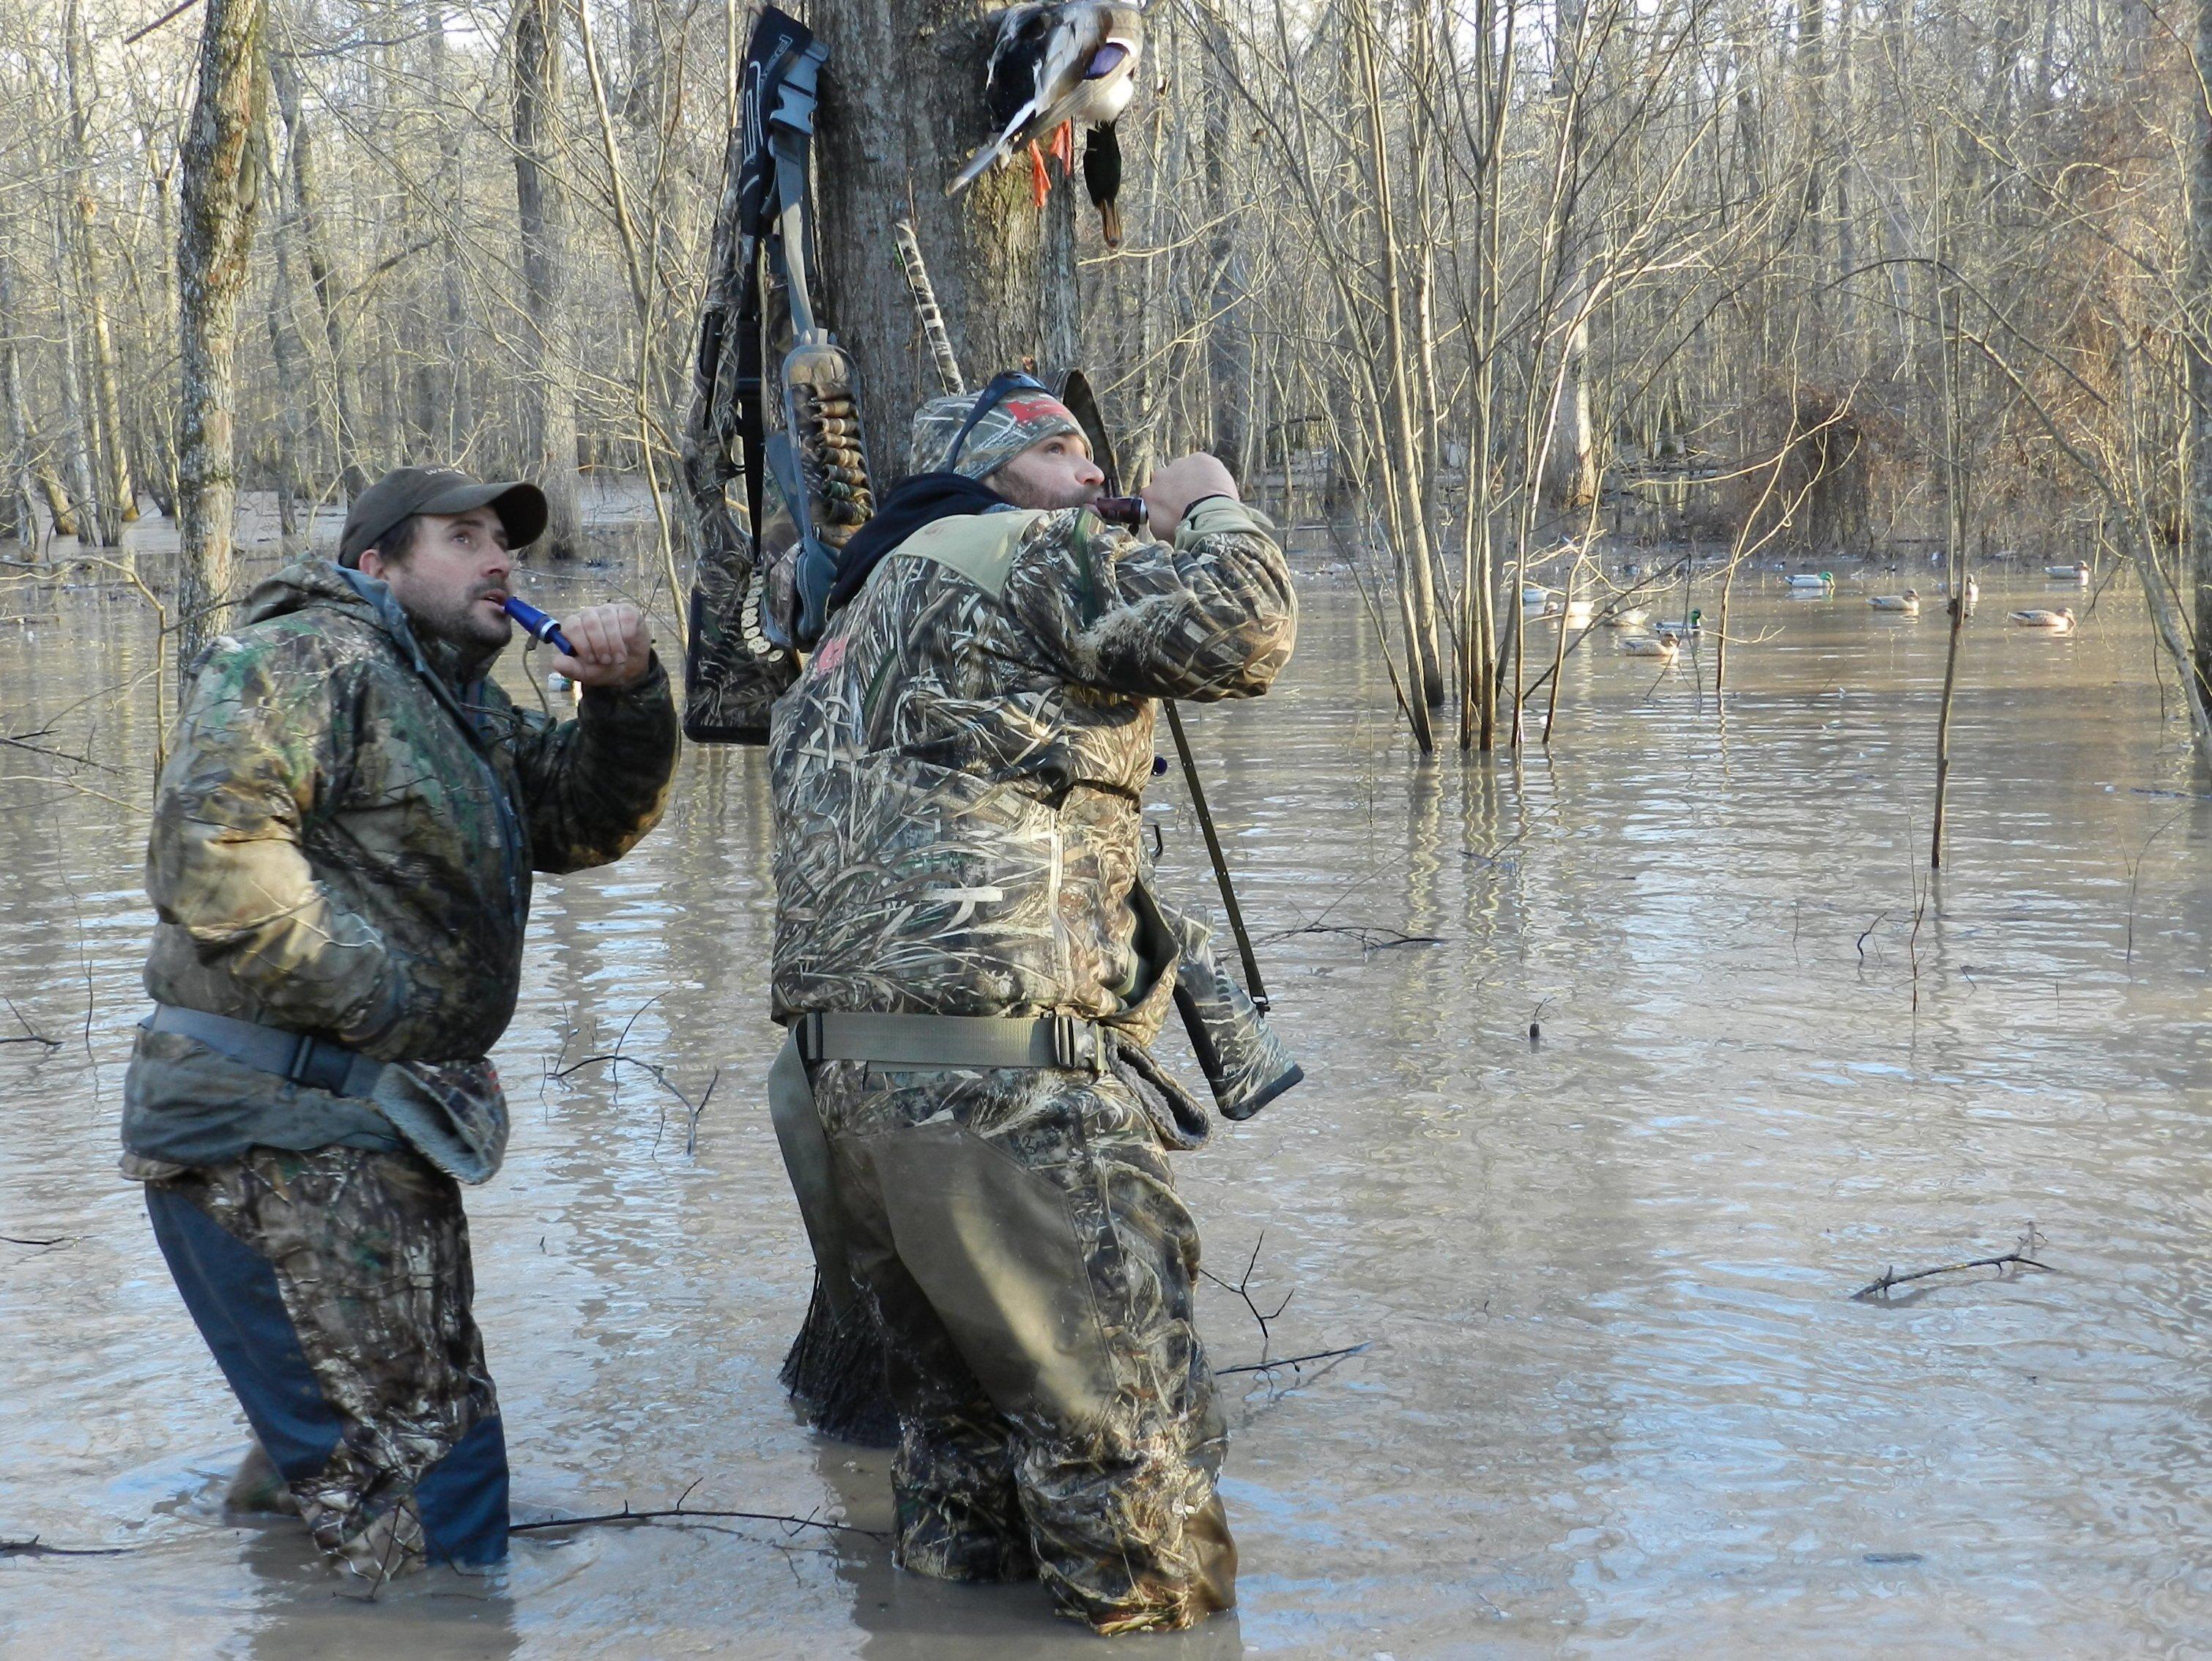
[909,377,1085,481]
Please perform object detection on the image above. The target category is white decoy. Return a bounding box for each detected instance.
[2008,606,2077,633]
[1618,633,1678,659]
[2045,562,2090,584]
[948,1,1145,234]
[1868,589,1920,614]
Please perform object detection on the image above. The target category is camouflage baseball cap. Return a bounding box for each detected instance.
[910,374,1085,480]
[338,466,549,567]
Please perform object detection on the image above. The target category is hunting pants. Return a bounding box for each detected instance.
[146,1144,508,1576]
[811,1056,1235,1635]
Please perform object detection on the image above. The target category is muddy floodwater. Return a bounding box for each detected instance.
[4,537,2209,1658]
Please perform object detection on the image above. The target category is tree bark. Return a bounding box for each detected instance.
[809,1,1083,472]
[512,0,583,555]
[177,0,267,673]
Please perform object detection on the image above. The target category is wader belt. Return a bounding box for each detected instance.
[144,1003,386,1100]
[768,1011,1106,1318]
[791,1010,1105,1072]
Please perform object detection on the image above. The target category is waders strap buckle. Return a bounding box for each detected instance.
[789,1009,1103,1074]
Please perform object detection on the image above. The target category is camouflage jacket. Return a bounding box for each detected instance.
[125,560,680,1169]
[769,497,1295,1041]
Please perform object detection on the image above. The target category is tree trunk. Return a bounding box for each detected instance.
[271,52,369,498]
[1198,10,1252,481]
[1351,0,1444,716]
[0,253,37,546]
[809,1,1082,471]
[1544,0,1599,521]
[177,0,267,674]
[512,0,582,555]
[64,0,137,532]
[2191,0,2212,702]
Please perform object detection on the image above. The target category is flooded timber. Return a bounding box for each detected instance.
[3,525,2208,1657]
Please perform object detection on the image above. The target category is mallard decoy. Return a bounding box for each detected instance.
[2009,606,2076,633]
[1655,609,1702,642]
[1603,607,1651,628]
[1618,633,1678,659]
[1786,571,1835,592]
[1868,589,1920,613]
[2045,561,2090,585]
[948,1,1145,231]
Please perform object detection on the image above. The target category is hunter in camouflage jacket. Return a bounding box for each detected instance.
[125,557,680,1173]
[769,495,1295,1035]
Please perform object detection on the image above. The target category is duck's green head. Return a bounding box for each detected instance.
[1820,571,1835,582]
[1690,608,1703,625]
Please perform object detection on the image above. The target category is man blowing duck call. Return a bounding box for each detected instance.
[767,376,1298,1633]
[121,467,679,1577]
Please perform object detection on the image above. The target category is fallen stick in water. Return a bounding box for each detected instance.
[1853,1247,2053,1301]
[511,1485,883,1542]
[1217,1343,1372,1377]
[1,1535,134,1558]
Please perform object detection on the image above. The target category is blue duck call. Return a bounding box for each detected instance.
[502,595,574,657]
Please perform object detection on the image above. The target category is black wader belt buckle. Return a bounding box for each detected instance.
[795,1010,826,1065]
[1049,1013,1092,1072]
[285,1032,358,1096]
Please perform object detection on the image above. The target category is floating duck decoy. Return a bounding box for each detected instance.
[948,1,1145,242]
[1945,576,1979,615]
[1618,633,1678,659]
[1655,609,1703,642]
[1521,584,1556,611]
[1603,607,1651,628]
[1868,588,1920,614]
[2008,606,2076,632]
[2045,561,2090,584]
[1786,571,1836,592]
[1561,598,1596,628]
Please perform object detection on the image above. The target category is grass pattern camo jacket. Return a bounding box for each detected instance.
[125,560,679,1168]
[769,497,1295,1034]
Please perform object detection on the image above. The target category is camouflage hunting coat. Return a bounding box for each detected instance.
[769,497,1295,1035]
[125,560,680,1170]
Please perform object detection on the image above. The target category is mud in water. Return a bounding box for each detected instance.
[3,535,2208,1657]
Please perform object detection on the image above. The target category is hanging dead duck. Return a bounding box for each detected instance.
[1082,122,1124,247]
[947,1,1143,238]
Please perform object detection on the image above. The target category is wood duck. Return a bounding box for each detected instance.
[949,1,1144,244]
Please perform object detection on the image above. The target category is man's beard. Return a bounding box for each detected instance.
[405,581,511,675]
[988,471,1097,513]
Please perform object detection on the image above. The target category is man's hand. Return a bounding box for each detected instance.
[548,603,652,689]
[1140,453,1239,539]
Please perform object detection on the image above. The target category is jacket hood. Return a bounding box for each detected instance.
[240,557,391,629]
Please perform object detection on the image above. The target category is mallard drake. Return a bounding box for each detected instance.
[2044,562,2089,584]
[2008,606,2076,632]
[1655,609,1702,641]
[1786,571,1835,592]
[1868,589,1920,613]
[1618,633,1678,658]
[949,1,1145,234]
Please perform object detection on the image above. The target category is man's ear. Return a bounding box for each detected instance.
[357,549,386,580]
